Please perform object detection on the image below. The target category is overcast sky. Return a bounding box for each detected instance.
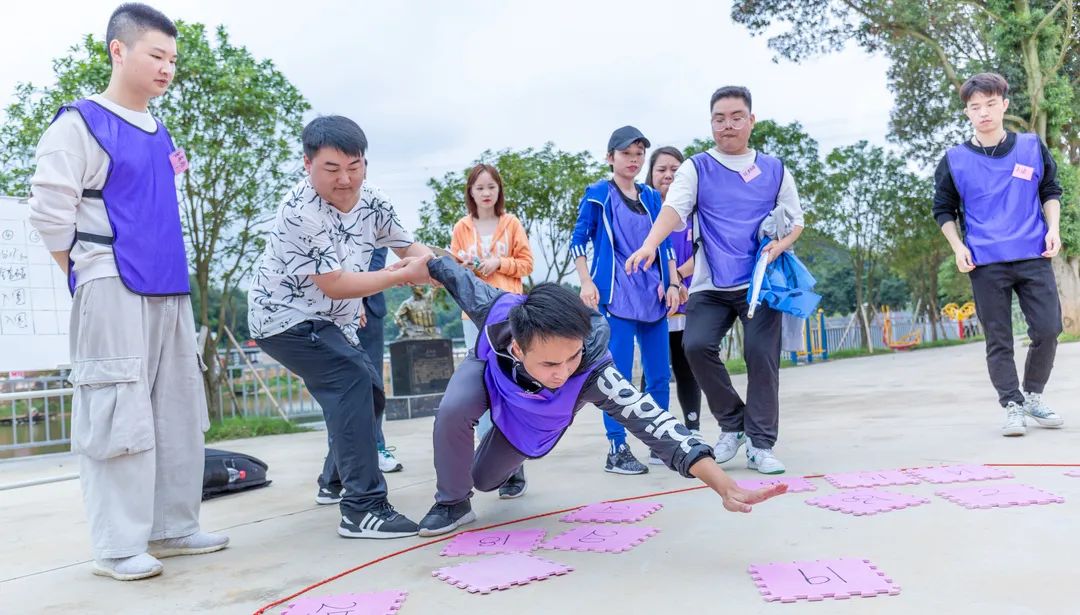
[1,0,894,270]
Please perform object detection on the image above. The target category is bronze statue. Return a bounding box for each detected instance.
[394,286,439,339]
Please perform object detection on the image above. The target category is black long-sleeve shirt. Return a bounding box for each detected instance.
[933,132,1063,230]
[427,256,714,477]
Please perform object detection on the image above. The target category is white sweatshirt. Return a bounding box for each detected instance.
[28,94,159,288]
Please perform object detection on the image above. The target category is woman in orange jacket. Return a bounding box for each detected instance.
[449,163,534,498]
[451,163,534,341]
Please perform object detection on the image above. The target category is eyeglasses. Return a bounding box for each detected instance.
[712,117,749,129]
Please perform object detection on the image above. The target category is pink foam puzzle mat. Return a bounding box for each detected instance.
[905,464,1014,484]
[823,469,920,489]
[540,524,659,554]
[559,500,662,523]
[432,553,573,594]
[936,484,1065,509]
[440,529,546,557]
[805,488,930,516]
[747,558,901,603]
[281,590,407,615]
[1065,470,1080,478]
[737,476,817,493]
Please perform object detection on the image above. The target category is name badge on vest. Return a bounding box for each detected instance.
[739,163,762,183]
[169,148,189,175]
[1011,163,1034,181]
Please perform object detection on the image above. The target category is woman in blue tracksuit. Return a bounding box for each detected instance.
[571,125,681,475]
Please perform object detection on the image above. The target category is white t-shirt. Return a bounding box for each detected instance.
[247,178,414,344]
[28,95,160,288]
[663,148,804,294]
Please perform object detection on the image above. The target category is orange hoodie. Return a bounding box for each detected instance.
[450,214,534,311]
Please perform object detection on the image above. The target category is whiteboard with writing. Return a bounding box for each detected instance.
[0,196,72,372]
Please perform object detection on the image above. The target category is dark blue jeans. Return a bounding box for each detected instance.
[256,320,387,513]
[600,308,671,445]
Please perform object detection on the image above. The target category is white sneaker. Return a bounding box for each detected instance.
[1023,392,1064,428]
[92,553,163,581]
[714,431,746,464]
[378,446,403,473]
[148,532,229,559]
[1002,401,1027,437]
[746,441,786,475]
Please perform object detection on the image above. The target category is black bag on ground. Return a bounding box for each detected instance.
[202,448,272,500]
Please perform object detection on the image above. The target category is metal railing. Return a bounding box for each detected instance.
[1,345,474,457]
[1,375,73,457]
[2,318,981,457]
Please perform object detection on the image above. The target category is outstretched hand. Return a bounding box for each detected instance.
[691,457,789,513]
[721,482,788,513]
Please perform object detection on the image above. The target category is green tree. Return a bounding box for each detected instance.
[814,142,922,349]
[883,173,950,338]
[731,0,1080,334]
[795,228,857,314]
[417,144,606,285]
[0,24,309,411]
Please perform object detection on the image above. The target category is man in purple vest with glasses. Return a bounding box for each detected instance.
[933,72,1065,437]
[626,86,806,476]
[416,256,786,536]
[28,3,228,581]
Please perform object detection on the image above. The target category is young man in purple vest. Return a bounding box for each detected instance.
[28,3,228,581]
[933,72,1065,437]
[416,256,786,536]
[626,86,805,476]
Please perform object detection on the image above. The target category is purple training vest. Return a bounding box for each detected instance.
[669,224,694,315]
[478,293,603,458]
[691,152,783,287]
[607,184,667,323]
[55,99,190,295]
[945,133,1047,265]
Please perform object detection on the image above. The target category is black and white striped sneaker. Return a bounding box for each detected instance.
[338,503,418,539]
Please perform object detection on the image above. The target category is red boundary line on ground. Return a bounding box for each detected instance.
[253,464,1078,614]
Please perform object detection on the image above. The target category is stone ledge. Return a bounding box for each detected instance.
[385,393,443,421]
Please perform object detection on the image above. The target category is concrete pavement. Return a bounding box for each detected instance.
[1,340,1078,614]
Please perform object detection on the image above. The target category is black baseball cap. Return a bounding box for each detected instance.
[607,125,651,152]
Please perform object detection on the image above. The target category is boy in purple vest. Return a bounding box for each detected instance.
[627,86,805,476]
[416,256,786,536]
[28,3,227,581]
[933,72,1065,436]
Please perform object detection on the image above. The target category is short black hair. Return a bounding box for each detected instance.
[710,86,753,113]
[508,283,592,351]
[302,115,368,160]
[645,146,685,189]
[960,73,1009,104]
[106,3,177,63]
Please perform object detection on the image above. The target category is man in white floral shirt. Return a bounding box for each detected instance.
[248,115,433,539]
